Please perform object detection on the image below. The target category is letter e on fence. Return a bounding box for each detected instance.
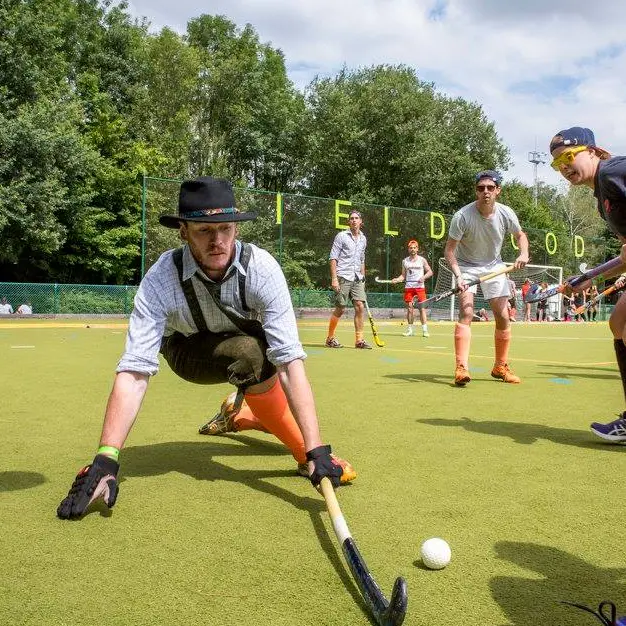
[335,199,352,230]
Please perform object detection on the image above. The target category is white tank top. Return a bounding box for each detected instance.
[402,256,426,288]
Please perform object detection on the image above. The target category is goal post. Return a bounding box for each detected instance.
[431,258,564,321]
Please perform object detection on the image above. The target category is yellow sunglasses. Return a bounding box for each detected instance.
[550,145,588,170]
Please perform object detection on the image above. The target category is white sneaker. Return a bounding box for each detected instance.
[402,328,414,337]
[422,330,429,337]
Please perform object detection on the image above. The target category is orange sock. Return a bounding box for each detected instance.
[454,323,471,367]
[233,405,269,433]
[242,380,306,463]
[327,315,340,339]
[355,330,364,342]
[494,328,511,365]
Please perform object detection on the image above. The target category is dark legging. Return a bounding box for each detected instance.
[160,331,276,388]
[536,302,547,322]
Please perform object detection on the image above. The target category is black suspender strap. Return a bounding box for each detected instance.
[171,245,265,341]
[238,243,252,312]
[172,248,208,332]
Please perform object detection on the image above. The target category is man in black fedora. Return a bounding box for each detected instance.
[58,176,356,519]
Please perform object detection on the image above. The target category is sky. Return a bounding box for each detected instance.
[126,0,626,189]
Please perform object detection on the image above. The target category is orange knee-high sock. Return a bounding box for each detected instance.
[327,315,340,339]
[243,380,306,464]
[233,404,269,433]
[454,323,471,367]
[494,328,511,366]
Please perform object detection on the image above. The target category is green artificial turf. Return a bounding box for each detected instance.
[1,318,625,625]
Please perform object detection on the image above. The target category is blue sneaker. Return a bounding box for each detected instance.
[590,413,626,442]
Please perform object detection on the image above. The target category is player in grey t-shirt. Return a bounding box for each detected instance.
[444,170,529,387]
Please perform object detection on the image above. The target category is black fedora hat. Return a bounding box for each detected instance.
[158,176,257,229]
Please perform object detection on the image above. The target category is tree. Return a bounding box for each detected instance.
[186,15,306,190]
[302,65,509,211]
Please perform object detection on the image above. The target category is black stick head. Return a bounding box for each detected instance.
[382,577,408,626]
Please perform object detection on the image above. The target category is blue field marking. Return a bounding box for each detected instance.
[550,377,573,385]
[306,348,323,356]
[470,366,486,373]
[380,356,401,364]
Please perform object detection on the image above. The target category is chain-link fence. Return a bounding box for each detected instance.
[0,283,138,315]
[142,176,610,292]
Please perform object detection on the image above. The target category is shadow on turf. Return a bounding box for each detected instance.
[0,471,46,492]
[121,436,376,624]
[417,417,626,451]
[385,372,460,387]
[538,365,619,381]
[491,541,626,626]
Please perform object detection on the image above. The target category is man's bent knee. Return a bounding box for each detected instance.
[160,332,275,386]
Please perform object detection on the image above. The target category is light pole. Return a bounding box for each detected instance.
[528,150,547,207]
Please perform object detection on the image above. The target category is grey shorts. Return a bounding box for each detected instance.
[333,277,367,307]
[160,331,276,388]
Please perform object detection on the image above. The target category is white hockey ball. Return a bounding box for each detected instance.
[421,537,451,570]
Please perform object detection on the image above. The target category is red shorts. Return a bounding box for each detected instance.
[404,287,427,303]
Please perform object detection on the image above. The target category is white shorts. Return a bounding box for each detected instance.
[459,263,510,301]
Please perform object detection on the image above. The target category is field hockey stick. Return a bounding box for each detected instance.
[574,284,619,315]
[526,255,624,304]
[374,277,394,284]
[364,299,385,347]
[417,264,515,309]
[320,478,408,626]
[560,599,625,625]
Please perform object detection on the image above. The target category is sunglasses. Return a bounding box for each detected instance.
[476,184,496,192]
[550,145,588,170]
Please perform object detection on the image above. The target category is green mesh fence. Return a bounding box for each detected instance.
[0,282,614,321]
[142,176,610,293]
[0,283,138,315]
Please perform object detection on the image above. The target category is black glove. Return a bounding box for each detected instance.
[57,454,119,519]
[306,445,342,488]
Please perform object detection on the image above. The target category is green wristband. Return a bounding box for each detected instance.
[97,445,120,461]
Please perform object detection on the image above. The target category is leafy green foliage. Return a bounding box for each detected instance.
[0,3,614,286]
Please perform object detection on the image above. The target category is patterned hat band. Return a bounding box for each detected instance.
[182,207,239,218]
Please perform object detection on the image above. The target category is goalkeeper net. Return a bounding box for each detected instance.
[431,258,563,321]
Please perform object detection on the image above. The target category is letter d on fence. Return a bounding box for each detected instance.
[430,212,446,240]
[574,235,584,258]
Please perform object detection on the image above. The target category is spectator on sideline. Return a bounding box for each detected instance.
[0,297,13,314]
[549,126,626,441]
[472,308,490,322]
[585,285,599,322]
[535,283,548,322]
[57,176,356,520]
[15,301,32,315]
[521,279,532,322]
[388,239,434,337]
[325,209,371,349]
[507,277,518,322]
[444,169,529,387]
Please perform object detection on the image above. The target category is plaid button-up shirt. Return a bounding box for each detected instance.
[329,229,367,280]
[117,242,306,375]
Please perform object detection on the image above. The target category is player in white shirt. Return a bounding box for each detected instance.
[444,170,529,386]
[0,297,14,314]
[389,240,433,337]
[16,302,32,315]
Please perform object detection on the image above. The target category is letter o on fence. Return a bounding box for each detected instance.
[545,232,557,255]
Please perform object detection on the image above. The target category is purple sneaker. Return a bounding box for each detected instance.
[590,413,626,442]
